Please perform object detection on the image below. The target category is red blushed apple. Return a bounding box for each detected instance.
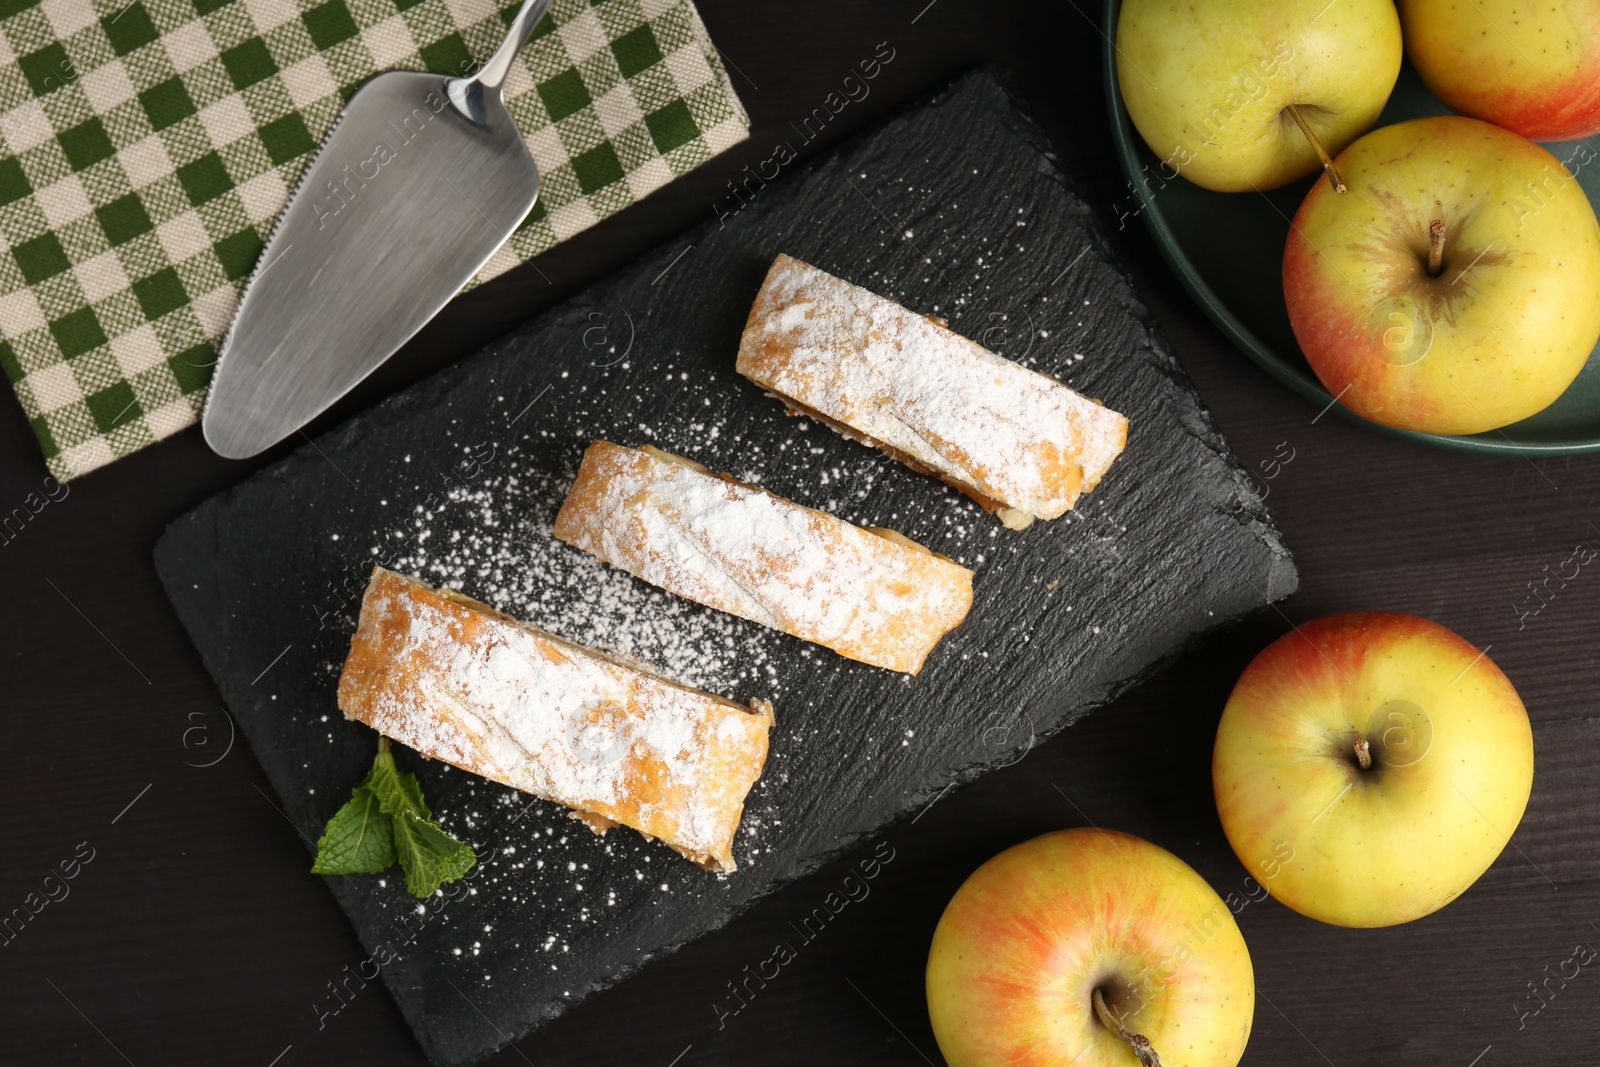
[1213,612,1535,928]
[1401,0,1600,141]
[1283,116,1600,434]
[926,828,1254,1067]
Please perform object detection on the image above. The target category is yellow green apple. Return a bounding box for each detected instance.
[1401,0,1600,141]
[1213,611,1534,928]
[926,828,1254,1067]
[1116,0,1402,192]
[1284,115,1600,434]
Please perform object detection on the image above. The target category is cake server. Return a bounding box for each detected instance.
[201,0,551,460]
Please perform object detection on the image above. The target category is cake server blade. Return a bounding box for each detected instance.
[201,0,550,460]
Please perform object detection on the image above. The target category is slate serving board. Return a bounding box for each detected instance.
[154,68,1297,1066]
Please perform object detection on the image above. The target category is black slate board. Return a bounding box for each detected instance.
[154,68,1296,1065]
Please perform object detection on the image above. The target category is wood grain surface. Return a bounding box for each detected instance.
[2,3,1595,1066]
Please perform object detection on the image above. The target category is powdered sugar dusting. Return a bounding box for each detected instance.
[736,254,1128,522]
[340,569,772,871]
[552,443,973,675]
[385,462,780,700]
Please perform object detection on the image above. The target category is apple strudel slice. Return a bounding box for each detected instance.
[735,253,1130,529]
[337,567,773,873]
[552,441,973,675]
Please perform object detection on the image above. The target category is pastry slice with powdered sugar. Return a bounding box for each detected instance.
[337,567,773,873]
[736,253,1129,530]
[553,442,973,675]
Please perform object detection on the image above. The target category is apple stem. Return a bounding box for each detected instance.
[1428,216,1445,277]
[1286,105,1347,193]
[1354,736,1372,771]
[1092,988,1164,1067]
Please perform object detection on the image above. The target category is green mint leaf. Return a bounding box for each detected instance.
[396,769,433,821]
[367,740,475,897]
[365,746,409,815]
[366,746,435,821]
[314,735,474,896]
[311,782,396,874]
[391,810,477,898]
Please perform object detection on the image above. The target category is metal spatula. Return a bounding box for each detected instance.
[201,0,552,460]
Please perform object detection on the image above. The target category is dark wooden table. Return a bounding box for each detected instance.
[4,2,1595,1064]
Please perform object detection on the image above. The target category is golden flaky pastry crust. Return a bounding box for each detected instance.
[736,254,1129,529]
[337,567,773,872]
[552,442,973,674]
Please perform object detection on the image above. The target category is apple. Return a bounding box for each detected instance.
[1116,0,1402,192]
[1213,612,1535,928]
[1284,115,1600,434]
[926,828,1254,1067]
[1402,0,1600,141]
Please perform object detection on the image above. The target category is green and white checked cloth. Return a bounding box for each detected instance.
[0,0,747,480]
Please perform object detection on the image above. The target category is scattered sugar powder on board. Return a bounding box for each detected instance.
[354,437,959,909]
[340,250,1127,895]
[390,465,781,702]
[293,164,1148,997]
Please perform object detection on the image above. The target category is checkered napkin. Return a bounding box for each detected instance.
[0,0,747,480]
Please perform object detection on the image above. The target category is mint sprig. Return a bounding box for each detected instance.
[310,776,395,873]
[313,736,476,897]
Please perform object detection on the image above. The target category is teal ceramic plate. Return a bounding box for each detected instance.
[1102,0,1600,454]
